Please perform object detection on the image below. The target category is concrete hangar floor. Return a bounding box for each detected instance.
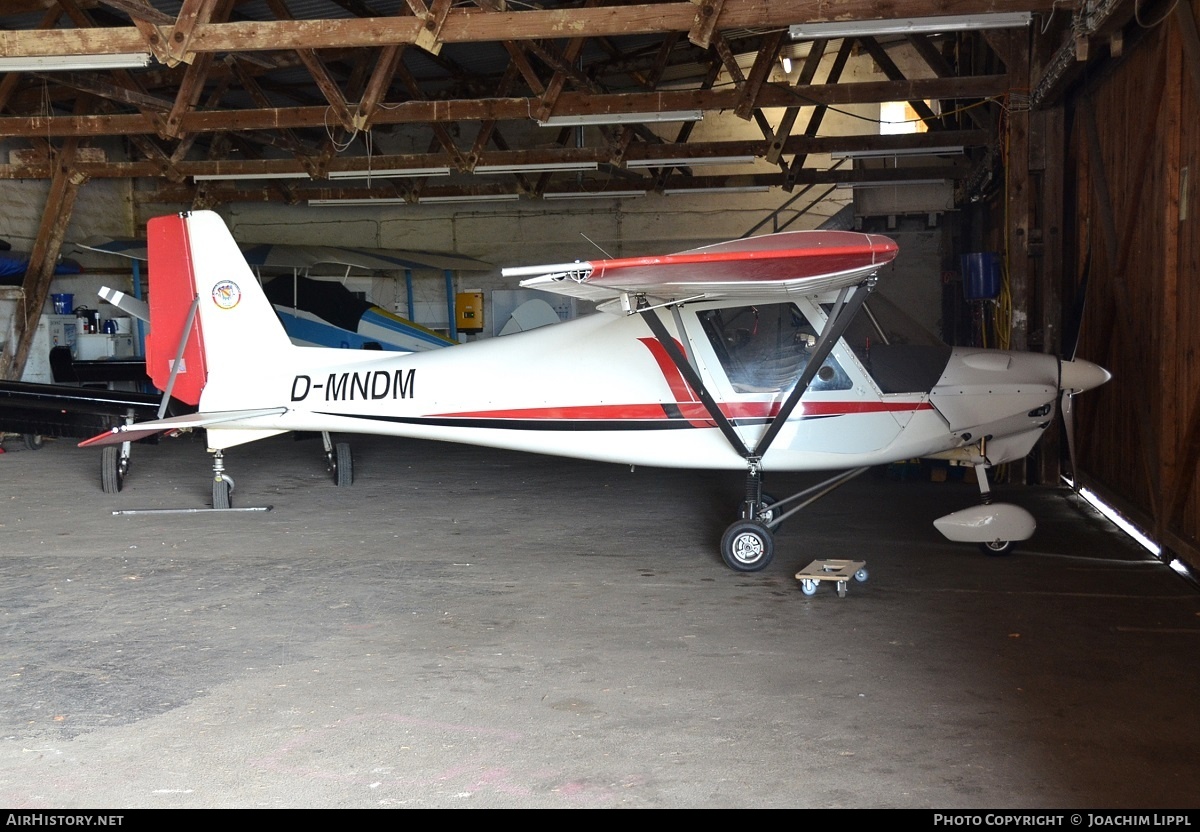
[1,432,1197,809]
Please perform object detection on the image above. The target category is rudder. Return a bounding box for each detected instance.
[145,211,293,409]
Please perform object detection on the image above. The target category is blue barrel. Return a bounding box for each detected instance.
[961,252,1001,300]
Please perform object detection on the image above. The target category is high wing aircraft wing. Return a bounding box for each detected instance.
[78,407,287,447]
[504,230,899,306]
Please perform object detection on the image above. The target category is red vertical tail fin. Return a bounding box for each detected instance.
[145,213,209,406]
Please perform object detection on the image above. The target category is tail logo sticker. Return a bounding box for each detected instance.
[212,280,242,310]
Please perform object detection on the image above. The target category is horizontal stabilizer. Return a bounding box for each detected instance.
[98,286,150,323]
[78,407,287,447]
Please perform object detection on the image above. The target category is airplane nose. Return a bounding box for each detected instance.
[1060,359,1111,394]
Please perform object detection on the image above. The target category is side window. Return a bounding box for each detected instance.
[698,303,852,393]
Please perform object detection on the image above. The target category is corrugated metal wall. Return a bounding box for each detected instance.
[1066,0,1200,568]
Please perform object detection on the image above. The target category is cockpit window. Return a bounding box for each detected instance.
[698,303,852,393]
[836,294,952,394]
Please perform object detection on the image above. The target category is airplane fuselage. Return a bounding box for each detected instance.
[199,294,1061,472]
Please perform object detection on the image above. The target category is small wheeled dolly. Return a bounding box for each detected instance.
[795,559,868,598]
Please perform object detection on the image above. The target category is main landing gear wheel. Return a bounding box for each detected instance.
[212,476,233,510]
[101,445,124,493]
[720,520,774,572]
[330,442,353,487]
[980,539,1014,556]
[23,434,44,450]
[753,493,782,530]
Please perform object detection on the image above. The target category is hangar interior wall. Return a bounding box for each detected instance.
[1065,0,1200,570]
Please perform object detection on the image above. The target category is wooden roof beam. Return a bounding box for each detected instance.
[264,0,355,133]
[3,128,987,180]
[228,56,323,177]
[734,29,784,121]
[783,37,852,191]
[0,2,1061,57]
[0,75,1011,137]
[858,36,943,129]
[765,37,826,164]
[393,61,468,169]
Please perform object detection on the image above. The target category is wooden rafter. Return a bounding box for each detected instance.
[0,2,1061,58]
[0,138,88,381]
[0,75,1009,139]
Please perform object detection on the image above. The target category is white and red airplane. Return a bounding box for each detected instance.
[83,210,1109,571]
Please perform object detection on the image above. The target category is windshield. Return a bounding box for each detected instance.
[837,294,952,394]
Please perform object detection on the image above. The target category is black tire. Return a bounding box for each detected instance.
[212,477,232,509]
[720,520,774,572]
[23,434,44,450]
[101,445,123,493]
[980,539,1014,556]
[333,442,353,487]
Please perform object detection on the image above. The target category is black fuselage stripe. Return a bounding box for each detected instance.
[312,412,838,431]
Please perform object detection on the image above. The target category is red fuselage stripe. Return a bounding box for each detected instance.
[427,401,933,421]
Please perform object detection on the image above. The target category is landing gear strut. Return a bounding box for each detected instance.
[718,466,870,573]
[211,449,235,509]
[321,431,353,487]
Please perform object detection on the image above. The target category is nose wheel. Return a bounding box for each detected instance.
[720,520,774,572]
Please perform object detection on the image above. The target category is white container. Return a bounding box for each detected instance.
[75,333,116,360]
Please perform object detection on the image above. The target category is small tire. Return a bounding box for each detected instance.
[980,539,1014,556]
[23,434,44,451]
[212,477,232,510]
[854,568,869,583]
[799,579,819,596]
[333,442,353,487]
[720,520,774,572]
[101,445,123,494]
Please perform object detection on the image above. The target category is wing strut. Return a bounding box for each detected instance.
[751,279,874,457]
[637,278,875,463]
[638,299,752,458]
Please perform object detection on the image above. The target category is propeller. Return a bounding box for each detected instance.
[1059,358,1112,480]
[1057,250,1109,482]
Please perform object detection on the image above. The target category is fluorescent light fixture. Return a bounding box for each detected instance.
[418,193,521,204]
[327,167,451,179]
[781,57,793,73]
[538,110,703,127]
[790,13,1031,39]
[836,178,950,189]
[832,146,964,160]
[1075,486,1163,556]
[0,52,153,72]
[664,186,771,195]
[193,171,311,182]
[474,162,599,174]
[543,190,647,200]
[626,155,756,169]
[308,198,410,206]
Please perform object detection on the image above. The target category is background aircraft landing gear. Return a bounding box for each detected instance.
[321,432,353,487]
